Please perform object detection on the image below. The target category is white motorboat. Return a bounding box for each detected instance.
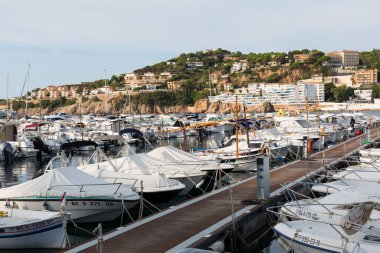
[148,146,235,174]
[222,134,291,161]
[80,152,205,197]
[201,114,234,133]
[274,116,325,149]
[0,166,140,223]
[280,188,380,224]
[0,207,68,249]
[360,148,380,158]
[275,193,380,252]
[78,163,186,204]
[274,219,373,253]
[148,146,235,192]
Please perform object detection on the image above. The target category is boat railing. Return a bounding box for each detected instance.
[281,181,335,215]
[268,204,380,239]
[47,182,123,195]
[44,153,70,174]
[107,177,139,189]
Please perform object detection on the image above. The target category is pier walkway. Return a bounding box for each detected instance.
[66,129,380,253]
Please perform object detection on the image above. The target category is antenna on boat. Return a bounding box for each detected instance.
[104,69,108,115]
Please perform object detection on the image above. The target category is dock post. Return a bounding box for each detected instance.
[302,136,308,160]
[366,123,371,143]
[95,222,103,253]
[256,154,270,200]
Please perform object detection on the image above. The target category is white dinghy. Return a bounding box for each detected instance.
[0,166,140,223]
[0,206,68,249]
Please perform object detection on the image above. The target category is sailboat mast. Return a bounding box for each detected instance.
[129,86,131,116]
[235,96,239,158]
[6,74,9,112]
[305,96,309,137]
[209,69,212,96]
[316,97,320,129]
[25,63,30,117]
[243,103,250,147]
[104,69,108,115]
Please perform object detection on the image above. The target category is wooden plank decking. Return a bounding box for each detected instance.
[67,129,380,253]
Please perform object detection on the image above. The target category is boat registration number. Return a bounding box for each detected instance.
[9,219,55,232]
[70,201,114,207]
[296,209,318,220]
[294,233,321,246]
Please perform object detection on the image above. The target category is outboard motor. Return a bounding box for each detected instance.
[0,141,14,162]
[32,137,51,154]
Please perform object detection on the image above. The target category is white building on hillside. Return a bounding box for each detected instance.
[354,90,372,101]
[210,82,324,105]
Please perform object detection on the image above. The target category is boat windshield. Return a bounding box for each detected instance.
[295,120,307,128]
[250,142,263,149]
[356,115,366,120]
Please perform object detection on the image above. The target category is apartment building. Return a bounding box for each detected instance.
[353,69,378,86]
[211,83,325,104]
[124,72,172,89]
[327,50,359,66]
[294,54,310,63]
[167,80,183,90]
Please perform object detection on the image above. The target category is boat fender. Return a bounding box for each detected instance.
[207,241,225,253]
[307,139,313,154]
[195,179,205,189]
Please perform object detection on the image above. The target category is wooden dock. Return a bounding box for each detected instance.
[66,129,380,253]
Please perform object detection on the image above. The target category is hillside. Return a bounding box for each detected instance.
[10,48,380,115]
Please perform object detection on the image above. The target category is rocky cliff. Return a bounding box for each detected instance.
[14,97,270,116]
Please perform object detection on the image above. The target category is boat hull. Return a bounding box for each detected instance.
[140,188,183,204]
[0,216,67,249]
[171,174,205,196]
[0,198,138,223]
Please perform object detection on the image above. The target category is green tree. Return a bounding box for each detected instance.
[372,84,380,98]
[287,51,295,63]
[317,55,331,65]
[273,52,287,64]
[360,49,380,69]
[308,50,324,64]
[324,82,336,101]
[265,73,280,83]
[75,86,83,94]
[290,62,300,70]
[333,85,354,102]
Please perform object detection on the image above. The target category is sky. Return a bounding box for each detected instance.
[1,0,380,98]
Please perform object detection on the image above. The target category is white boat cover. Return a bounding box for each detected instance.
[78,164,183,191]
[148,146,207,163]
[148,146,232,171]
[0,166,138,199]
[97,154,205,177]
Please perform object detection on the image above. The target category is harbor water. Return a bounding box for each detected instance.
[0,132,259,253]
[1,111,379,252]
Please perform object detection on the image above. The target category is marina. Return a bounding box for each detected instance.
[52,114,378,253]
[0,110,379,252]
[2,1,380,252]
